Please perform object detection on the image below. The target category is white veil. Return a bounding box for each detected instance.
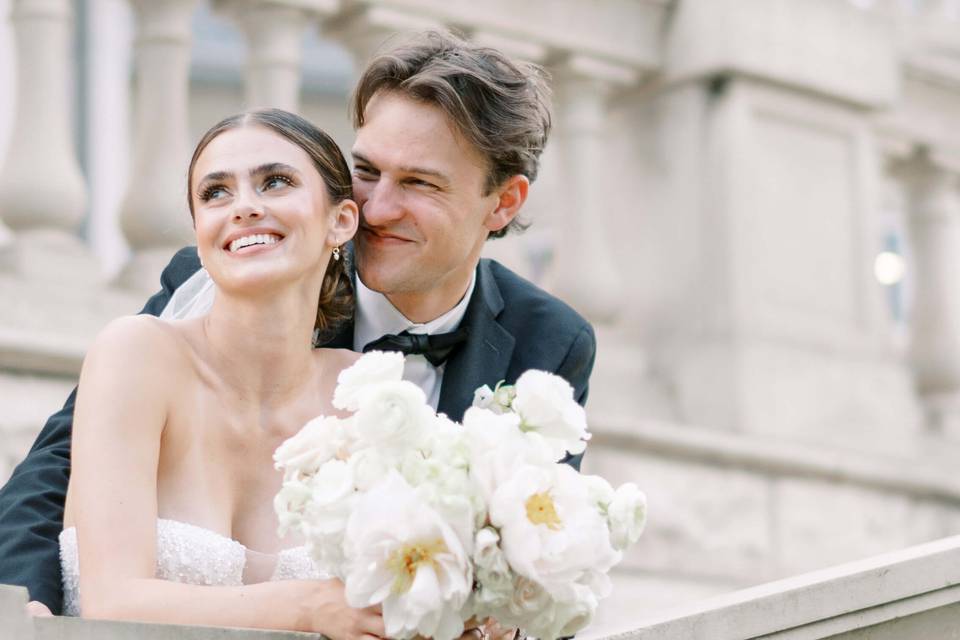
[159,267,217,321]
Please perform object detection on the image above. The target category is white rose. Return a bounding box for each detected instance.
[351,448,391,491]
[344,472,472,640]
[333,350,405,411]
[503,577,600,640]
[471,527,514,614]
[302,459,356,536]
[354,380,433,458]
[607,482,647,551]
[273,415,346,481]
[273,478,312,536]
[511,370,590,460]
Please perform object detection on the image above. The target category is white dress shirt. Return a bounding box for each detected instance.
[353,272,477,410]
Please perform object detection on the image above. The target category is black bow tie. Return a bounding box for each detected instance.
[363,326,469,367]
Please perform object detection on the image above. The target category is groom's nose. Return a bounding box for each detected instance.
[359,180,405,226]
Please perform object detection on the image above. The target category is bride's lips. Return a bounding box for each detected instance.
[222,227,286,256]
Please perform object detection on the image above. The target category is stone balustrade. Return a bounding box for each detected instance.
[3,533,960,638]
[4,0,960,636]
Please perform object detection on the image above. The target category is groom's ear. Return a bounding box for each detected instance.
[484,174,529,233]
[329,199,360,247]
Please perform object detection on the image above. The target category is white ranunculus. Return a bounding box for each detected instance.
[488,463,621,604]
[333,350,405,411]
[354,380,433,458]
[607,482,647,551]
[581,474,615,511]
[273,415,348,481]
[511,370,590,460]
[472,383,515,414]
[343,473,472,640]
[472,384,495,410]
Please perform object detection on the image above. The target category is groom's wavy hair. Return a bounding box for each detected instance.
[351,30,552,238]
[187,109,354,343]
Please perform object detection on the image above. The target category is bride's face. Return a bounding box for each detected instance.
[190,126,347,294]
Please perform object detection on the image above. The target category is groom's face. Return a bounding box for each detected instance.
[351,92,510,319]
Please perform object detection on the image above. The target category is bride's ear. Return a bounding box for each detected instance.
[328,199,359,247]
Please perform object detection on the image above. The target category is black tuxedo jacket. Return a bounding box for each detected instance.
[0,246,596,612]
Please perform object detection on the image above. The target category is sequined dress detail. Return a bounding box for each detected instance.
[59,518,324,616]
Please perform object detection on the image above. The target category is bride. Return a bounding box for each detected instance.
[59,109,384,638]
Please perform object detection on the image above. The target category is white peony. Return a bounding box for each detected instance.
[354,380,433,459]
[462,407,552,506]
[607,482,647,551]
[488,463,621,604]
[343,473,472,640]
[273,415,349,481]
[333,350,405,411]
[511,370,590,460]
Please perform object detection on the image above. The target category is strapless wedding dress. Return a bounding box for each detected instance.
[59,518,326,616]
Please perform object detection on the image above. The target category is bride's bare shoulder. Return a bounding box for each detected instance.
[84,315,187,368]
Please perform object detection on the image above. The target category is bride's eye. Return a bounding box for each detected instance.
[199,185,229,202]
[263,175,294,191]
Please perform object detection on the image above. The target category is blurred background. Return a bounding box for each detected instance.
[1,0,960,636]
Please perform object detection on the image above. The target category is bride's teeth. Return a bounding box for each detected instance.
[229,234,279,252]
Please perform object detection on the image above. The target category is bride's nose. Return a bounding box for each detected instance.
[232,191,264,222]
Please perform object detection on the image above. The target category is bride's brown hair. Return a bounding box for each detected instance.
[187,109,354,343]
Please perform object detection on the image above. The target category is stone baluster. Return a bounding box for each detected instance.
[897,150,960,432]
[327,5,444,70]
[547,56,636,323]
[116,0,198,292]
[0,0,94,281]
[214,0,323,112]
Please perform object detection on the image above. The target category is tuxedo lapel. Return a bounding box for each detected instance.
[438,261,515,422]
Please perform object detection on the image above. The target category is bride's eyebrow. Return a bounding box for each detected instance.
[250,162,300,178]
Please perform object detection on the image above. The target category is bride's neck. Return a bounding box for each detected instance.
[201,284,321,402]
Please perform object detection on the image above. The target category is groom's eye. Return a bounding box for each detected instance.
[353,165,377,180]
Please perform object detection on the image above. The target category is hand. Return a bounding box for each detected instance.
[26,601,53,617]
[303,578,385,640]
[460,617,518,640]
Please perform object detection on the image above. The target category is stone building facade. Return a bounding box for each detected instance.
[2,0,960,636]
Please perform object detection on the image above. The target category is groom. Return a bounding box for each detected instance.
[0,31,596,614]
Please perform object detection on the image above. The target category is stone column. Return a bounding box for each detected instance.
[897,150,960,434]
[214,0,317,112]
[548,56,636,323]
[115,0,198,292]
[0,0,94,281]
[630,0,923,448]
[327,5,444,70]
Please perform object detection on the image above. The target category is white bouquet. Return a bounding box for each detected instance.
[274,352,646,640]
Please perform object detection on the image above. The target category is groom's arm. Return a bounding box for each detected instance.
[0,247,201,613]
[557,323,597,472]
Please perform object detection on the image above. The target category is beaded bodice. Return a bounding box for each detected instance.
[59,518,324,616]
